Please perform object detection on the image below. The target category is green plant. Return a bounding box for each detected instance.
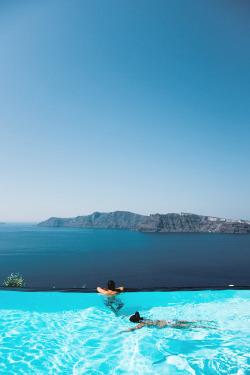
[3,273,26,287]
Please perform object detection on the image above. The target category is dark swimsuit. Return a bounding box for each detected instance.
[104,297,124,310]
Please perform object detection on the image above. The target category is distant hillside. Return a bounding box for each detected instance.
[38,211,250,234]
[136,213,250,234]
[38,211,144,229]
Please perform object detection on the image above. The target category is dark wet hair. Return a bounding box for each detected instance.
[130,311,144,323]
[108,280,116,291]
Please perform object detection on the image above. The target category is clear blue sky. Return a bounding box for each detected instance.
[1,0,250,222]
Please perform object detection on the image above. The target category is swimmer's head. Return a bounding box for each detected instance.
[130,311,143,323]
[108,280,116,291]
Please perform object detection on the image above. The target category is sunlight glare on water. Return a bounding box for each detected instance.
[0,290,249,374]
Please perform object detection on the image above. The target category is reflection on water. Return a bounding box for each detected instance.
[104,296,124,315]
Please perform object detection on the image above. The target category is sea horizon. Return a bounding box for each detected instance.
[1,223,249,289]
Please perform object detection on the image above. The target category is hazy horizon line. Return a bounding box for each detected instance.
[2,209,250,224]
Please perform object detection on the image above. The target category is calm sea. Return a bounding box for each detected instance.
[0,224,249,288]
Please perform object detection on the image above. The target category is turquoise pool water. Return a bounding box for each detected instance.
[0,290,249,374]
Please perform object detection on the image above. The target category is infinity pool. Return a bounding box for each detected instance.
[0,290,249,374]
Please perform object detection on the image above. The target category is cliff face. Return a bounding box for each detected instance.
[38,211,250,234]
[38,211,144,229]
[136,213,250,234]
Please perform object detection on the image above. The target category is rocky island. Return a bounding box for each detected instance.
[38,211,250,234]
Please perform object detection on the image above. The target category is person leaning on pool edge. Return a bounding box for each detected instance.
[97,280,124,296]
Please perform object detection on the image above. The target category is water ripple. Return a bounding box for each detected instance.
[0,292,249,374]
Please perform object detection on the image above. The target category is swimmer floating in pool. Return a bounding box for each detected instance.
[97,280,124,315]
[119,312,216,333]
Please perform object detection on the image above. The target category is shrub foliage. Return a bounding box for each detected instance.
[3,273,26,287]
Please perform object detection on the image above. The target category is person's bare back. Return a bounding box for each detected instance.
[97,280,124,296]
